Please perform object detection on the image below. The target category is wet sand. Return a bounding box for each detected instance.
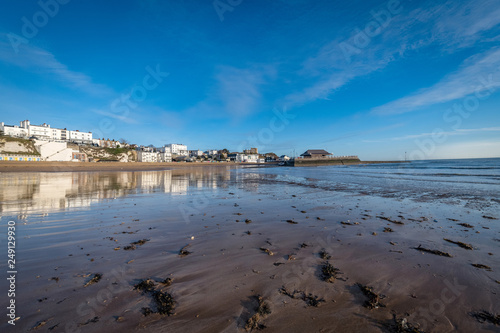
[0,161,268,173]
[1,169,498,332]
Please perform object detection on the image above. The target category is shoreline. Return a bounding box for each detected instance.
[0,161,276,172]
[0,160,407,172]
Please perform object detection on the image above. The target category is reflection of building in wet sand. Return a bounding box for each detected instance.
[0,168,233,216]
[137,168,232,194]
[136,171,188,194]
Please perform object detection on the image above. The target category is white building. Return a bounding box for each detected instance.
[68,130,92,143]
[204,149,218,156]
[0,122,29,138]
[93,138,121,148]
[236,153,259,163]
[138,151,160,162]
[279,155,291,161]
[159,151,172,162]
[163,144,188,156]
[22,120,52,140]
[1,120,93,143]
[189,150,204,157]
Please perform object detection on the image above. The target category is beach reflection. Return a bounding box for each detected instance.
[0,168,232,216]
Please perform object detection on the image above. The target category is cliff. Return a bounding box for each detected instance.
[0,136,40,156]
[79,146,137,162]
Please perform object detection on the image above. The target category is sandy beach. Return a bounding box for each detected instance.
[0,161,268,173]
[0,162,498,332]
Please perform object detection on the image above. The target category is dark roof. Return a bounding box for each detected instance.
[301,149,332,156]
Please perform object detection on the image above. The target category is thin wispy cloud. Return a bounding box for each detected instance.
[0,36,112,97]
[371,48,500,115]
[432,0,500,50]
[284,0,500,109]
[321,123,406,144]
[216,66,273,118]
[90,109,138,124]
[363,127,500,143]
[184,65,275,120]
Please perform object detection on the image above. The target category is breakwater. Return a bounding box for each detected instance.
[289,157,407,167]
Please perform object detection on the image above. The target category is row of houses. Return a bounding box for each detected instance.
[1,120,326,163]
[0,120,92,144]
[136,145,272,163]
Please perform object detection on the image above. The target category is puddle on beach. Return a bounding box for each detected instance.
[0,165,499,332]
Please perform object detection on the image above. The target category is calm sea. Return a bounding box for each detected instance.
[235,158,500,204]
[1,158,498,217]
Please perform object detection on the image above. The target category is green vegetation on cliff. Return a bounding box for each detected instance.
[0,136,40,156]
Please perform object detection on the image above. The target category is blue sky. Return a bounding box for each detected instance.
[1,0,499,160]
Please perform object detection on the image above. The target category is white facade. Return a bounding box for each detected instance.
[205,149,218,156]
[0,122,29,138]
[236,154,259,163]
[93,139,119,148]
[34,141,73,161]
[138,151,159,162]
[27,122,51,139]
[68,130,92,143]
[159,152,172,162]
[189,150,204,157]
[50,127,67,141]
[164,144,188,156]
[2,120,92,143]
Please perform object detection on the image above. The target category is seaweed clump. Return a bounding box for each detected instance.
[84,273,102,287]
[387,315,425,332]
[259,247,274,256]
[124,239,150,250]
[179,244,192,257]
[470,310,500,326]
[245,296,271,331]
[131,239,149,246]
[321,261,340,283]
[357,283,385,309]
[443,238,473,250]
[471,264,492,271]
[134,278,176,316]
[161,277,173,287]
[319,249,331,260]
[134,279,156,292]
[151,290,176,315]
[279,286,325,307]
[377,216,404,225]
[414,245,452,257]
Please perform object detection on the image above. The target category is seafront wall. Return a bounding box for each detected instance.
[291,158,406,167]
[292,157,361,167]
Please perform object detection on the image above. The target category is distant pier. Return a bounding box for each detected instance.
[285,156,408,167]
